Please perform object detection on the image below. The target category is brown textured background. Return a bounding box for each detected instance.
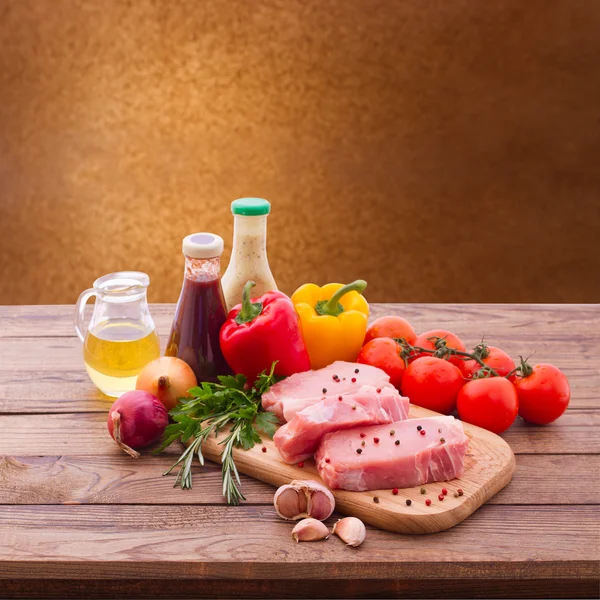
[1,0,599,305]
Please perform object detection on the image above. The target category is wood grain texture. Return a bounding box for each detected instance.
[0,303,597,412]
[1,454,594,506]
[0,410,596,457]
[0,505,598,579]
[2,578,599,600]
[1,1,600,306]
[194,404,515,534]
[0,304,598,596]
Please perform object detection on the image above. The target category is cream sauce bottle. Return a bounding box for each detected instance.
[221,198,278,311]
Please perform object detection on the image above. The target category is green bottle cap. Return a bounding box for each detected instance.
[231,197,271,216]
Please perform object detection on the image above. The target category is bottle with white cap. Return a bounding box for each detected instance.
[221,198,278,311]
[165,233,232,382]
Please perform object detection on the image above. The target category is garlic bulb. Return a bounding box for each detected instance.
[291,518,330,543]
[274,480,335,521]
[332,517,366,547]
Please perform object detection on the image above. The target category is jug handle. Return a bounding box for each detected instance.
[74,288,96,343]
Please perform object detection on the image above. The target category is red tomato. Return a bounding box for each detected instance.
[413,329,466,369]
[457,377,518,434]
[401,356,464,414]
[364,316,417,345]
[357,338,406,390]
[513,363,570,425]
[460,346,514,380]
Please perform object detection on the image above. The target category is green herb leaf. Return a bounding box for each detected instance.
[157,362,281,504]
[255,411,279,438]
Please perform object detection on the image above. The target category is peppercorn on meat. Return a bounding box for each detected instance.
[273,385,410,464]
[315,416,468,491]
[262,361,392,423]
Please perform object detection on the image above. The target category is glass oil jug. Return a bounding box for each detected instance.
[74,271,160,397]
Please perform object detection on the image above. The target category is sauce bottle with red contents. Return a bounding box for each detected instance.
[165,233,232,382]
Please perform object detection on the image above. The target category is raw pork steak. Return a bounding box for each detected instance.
[315,416,468,491]
[262,361,392,422]
[274,385,410,464]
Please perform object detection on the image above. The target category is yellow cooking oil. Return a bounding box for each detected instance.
[83,319,160,398]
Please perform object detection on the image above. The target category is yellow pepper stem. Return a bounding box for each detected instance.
[315,280,367,317]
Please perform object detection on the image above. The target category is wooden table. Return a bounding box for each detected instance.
[0,304,598,599]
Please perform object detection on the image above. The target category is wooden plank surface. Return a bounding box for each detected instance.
[1,578,599,600]
[2,303,599,340]
[0,505,598,580]
[1,454,595,506]
[1,303,597,413]
[0,304,598,598]
[1,410,597,456]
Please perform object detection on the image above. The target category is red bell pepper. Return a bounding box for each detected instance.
[220,281,311,384]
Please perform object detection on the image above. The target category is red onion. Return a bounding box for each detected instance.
[107,391,169,458]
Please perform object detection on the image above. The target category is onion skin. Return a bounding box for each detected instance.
[136,357,197,411]
[107,391,169,457]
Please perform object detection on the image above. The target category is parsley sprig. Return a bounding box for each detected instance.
[156,363,280,505]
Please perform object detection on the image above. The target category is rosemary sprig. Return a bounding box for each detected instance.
[156,362,280,504]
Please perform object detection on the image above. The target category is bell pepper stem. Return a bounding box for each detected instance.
[316,280,367,317]
[235,281,263,325]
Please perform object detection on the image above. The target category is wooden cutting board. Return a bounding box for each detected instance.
[200,404,515,534]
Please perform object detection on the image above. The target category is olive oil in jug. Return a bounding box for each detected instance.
[83,319,160,397]
[75,272,160,397]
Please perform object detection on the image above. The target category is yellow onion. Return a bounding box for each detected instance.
[136,356,197,411]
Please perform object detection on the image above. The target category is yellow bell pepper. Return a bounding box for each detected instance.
[291,280,369,370]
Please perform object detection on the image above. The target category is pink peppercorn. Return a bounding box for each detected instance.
[426,499,432,506]
[261,447,267,453]
[297,462,304,468]
[420,430,426,436]
[438,494,444,501]
[374,437,380,444]
[442,488,448,496]
[351,377,356,383]
[392,488,399,495]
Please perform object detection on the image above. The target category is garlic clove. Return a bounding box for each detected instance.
[309,489,335,520]
[332,517,366,547]
[291,518,330,543]
[274,480,335,521]
[274,486,304,520]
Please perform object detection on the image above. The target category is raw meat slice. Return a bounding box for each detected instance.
[274,386,410,464]
[315,416,468,491]
[262,361,392,422]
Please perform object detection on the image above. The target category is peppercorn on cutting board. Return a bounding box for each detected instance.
[199,404,515,534]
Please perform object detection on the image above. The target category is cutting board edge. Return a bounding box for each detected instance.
[198,406,517,535]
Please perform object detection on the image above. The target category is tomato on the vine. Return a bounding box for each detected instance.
[412,329,466,369]
[401,356,464,414]
[460,345,514,380]
[457,377,518,434]
[513,363,570,425]
[357,338,405,390]
[364,316,417,345]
